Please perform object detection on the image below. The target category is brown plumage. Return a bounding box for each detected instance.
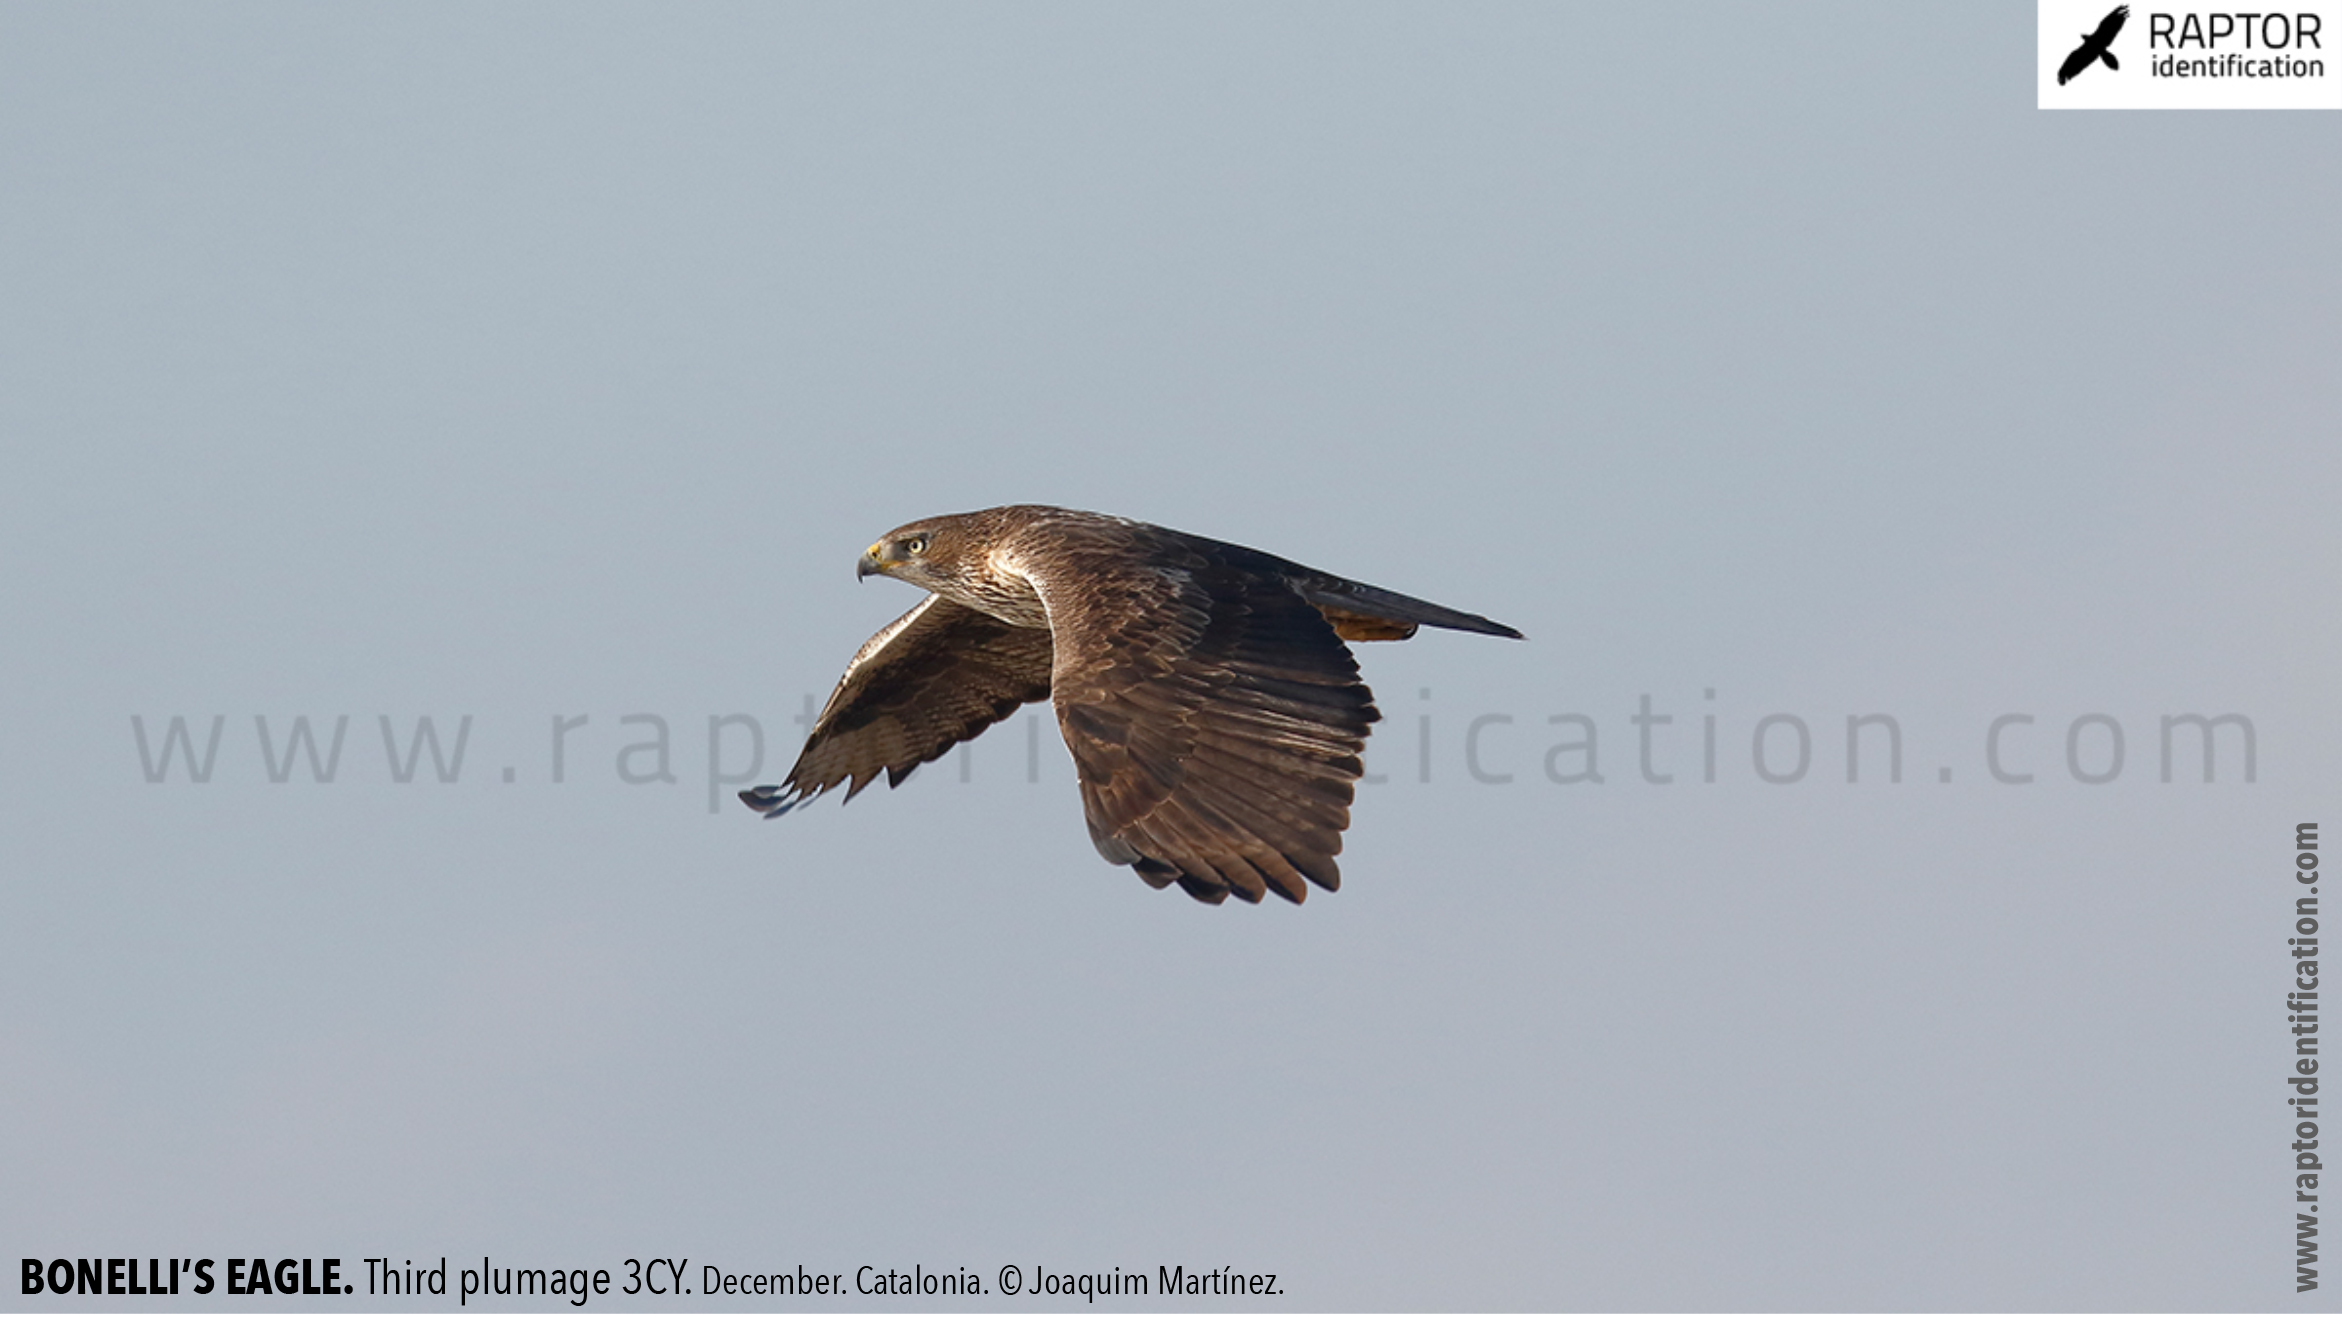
[740,505,1521,906]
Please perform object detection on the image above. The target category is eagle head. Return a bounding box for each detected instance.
[856,510,1049,627]
[858,519,956,584]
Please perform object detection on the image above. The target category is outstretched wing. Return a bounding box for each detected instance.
[741,594,1052,816]
[2058,42,2095,83]
[1034,529,1380,905]
[2093,5,2129,44]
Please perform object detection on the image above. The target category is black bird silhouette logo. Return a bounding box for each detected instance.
[2059,5,2129,84]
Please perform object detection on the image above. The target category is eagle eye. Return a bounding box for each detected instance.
[902,534,930,555]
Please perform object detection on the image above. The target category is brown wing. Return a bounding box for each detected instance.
[1035,530,1380,905]
[740,594,1053,816]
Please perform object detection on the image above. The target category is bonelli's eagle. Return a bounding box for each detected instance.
[741,505,1522,906]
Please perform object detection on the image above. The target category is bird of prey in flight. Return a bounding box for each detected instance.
[2059,5,2128,84]
[741,505,1522,906]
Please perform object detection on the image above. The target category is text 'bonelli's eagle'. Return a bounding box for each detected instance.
[741,505,1522,906]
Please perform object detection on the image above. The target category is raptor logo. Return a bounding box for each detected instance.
[2058,4,2130,82]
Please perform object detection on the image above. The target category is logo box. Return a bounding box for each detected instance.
[2039,0,2342,107]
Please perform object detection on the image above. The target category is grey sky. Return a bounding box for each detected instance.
[2,2,2337,1310]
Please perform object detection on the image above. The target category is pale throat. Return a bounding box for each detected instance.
[939,549,1049,628]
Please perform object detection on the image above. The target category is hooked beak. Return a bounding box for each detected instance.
[857,540,890,581]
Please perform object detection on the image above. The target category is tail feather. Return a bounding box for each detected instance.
[1297,579,1523,641]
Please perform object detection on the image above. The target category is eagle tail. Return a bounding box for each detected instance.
[2102,50,2119,70]
[1298,579,1524,641]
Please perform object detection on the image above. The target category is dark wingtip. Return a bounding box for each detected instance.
[1130,858,1181,890]
[1174,874,1232,904]
[739,785,800,818]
